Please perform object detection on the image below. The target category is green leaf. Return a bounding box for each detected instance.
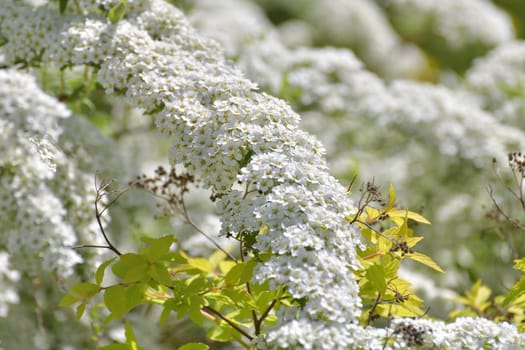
[125,284,146,311]
[187,258,212,273]
[188,295,205,324]
[219,260,236,274]
[207,326,235,342]
[220,288,254,309]
[105,285,127,319]
[59,294,78,307]
[503,277,525,306]
[76,301,87,320]
[159,303,172,325]
[178,343,210,350]
[108,0,127,24]
[513,258,525,273]
[59,0,69,14]
[96,257,116,285]
[61,282,100,305]
[208,250,228,268]
[388,210,431,225]
[141,235,174,261]
[224,260,256,286]
[185,276,209,295]
[365,265,387,294]
[406,252,444,273]
[384,184,396,213]
[238,148,255,169]
[112,254,148,283]
[124,320,144,350]
[148,262,173,286]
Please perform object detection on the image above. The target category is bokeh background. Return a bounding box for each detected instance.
[1,0,525,348]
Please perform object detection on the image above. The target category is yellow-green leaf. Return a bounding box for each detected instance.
[384,184,396,213]
[405,252,444,273]
[178,343,210,350]
[388,210,431,225]
[187,258,212,273]
[108,0,126,24]
[513,257,525,273]
[62,282,100,304]
[365,206,381,221]
[105,285,127,319]
[406,236,424,248]
[365,265,387,294]
[503,277,525,307]
[124,320,144,350]
[96,257,116,285]
[76,301,87,320]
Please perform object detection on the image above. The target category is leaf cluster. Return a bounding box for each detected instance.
[61,235,287,349]
[347,184,443,324]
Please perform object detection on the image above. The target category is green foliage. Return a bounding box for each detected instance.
[58,0,69,14]
[450,279,525,332]
[61,234,287,348]
[108,0,127,24]
[347,184,443,323]
[178,343,209,350]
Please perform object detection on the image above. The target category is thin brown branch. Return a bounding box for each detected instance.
[180,199,237,261]
[255,299,277,335]
[73,244,115,250]
[94,176,122,256]
[202,306,254,341]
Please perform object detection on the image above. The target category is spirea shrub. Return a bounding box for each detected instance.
[1,0,525,349]
[183,0,525,294]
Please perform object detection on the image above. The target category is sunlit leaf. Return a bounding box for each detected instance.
[207,325,235,342]
[388,210,431,225]
[124,320,144,350]
[513,257,525,273]
[141,235,174,260]
[187,258,212,273]
[405,252,444,273]
[76,301,87,320]
[503,277,525,307]
[96,257,116,285]
[60,283,100,306]
[365,265,387,294]
[105,285,127,319]
[384,184,396,213]
[108,0,126,24]
[178,343,210,350]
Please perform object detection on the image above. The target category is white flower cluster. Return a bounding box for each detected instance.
[379,0,513,49]
[2,0,525,348]
[188,0,272,58]
[193,0,426,78]
[1,0,364,343]
[0,69,83,279]
[0,66,121,282]
[387,317,525,350]
[365,80,525,160]
[230,33,525,162]
[465,41,525,127]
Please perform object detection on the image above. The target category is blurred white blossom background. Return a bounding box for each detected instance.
[1,0,525,348]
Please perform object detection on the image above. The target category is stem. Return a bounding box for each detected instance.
[254,299,277,335]
[180,199,237,261]
[202,306,254,341]
[73,244,115,250]
[94,177,122,256]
